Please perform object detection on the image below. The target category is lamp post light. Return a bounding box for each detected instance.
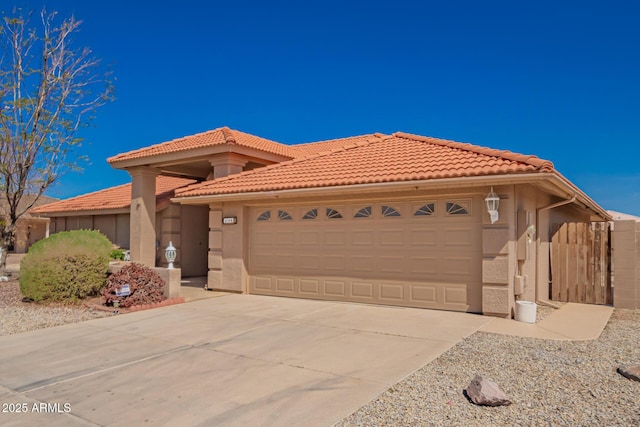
[165,241,177,269]
[485,187,500,224]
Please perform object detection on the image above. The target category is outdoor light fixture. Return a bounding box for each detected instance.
[165,241,177,269]
[485,187,500,224]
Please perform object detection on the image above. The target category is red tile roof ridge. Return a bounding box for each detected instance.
[174,135,386,196]
[108,127,299,163]
[221,126,236,144]
[107,127,224,163]
[393,131,555,171]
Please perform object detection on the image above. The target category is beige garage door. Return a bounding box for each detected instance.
[249,198,482,312]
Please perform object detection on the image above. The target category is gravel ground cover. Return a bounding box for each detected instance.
[0,279,110,336]
[340,308,640,426]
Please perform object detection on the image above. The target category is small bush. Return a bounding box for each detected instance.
[102,263,166,308]
[19,230,112,302]
[110,248,126,260]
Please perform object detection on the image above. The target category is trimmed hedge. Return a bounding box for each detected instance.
[19,230,112,302]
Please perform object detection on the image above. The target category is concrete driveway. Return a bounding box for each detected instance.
[0,295,493,426]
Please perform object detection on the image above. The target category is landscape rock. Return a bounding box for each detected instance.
[465,375,512,406]
[617,365,640,382]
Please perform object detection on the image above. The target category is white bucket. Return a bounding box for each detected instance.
[515,301,537,323]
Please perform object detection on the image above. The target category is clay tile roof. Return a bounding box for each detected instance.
[107,127,301,164]
[175,132,555,198]
[294,133,388,155]
[32,176,197,214]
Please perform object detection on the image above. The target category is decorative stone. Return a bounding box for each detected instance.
[617,365,640,382]
[465,375,512,406]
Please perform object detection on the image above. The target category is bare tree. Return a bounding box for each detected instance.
[0,8,113,266]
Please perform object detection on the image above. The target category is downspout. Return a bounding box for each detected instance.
[535,195,577,303]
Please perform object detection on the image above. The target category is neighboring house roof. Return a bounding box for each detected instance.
[32,176,196,214]
[174,132,555,198]
[107,126,302,164]
[607,210,640,221]
[0,194,59,220]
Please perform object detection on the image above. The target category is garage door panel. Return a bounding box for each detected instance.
[410,229,438,246]
[254,276,274,291]
[441,257,473,276]
[351,281,375,298]
[351,230,375,246]
[409,256,438,274]
[249,275,480,312]
[379,229,405,246]
[350,255,376,272]
[276,278,296,293]
[256,230,278,245]
[378,255,405,273]
[324,255,346,272]
[249,201,481,312]
[443,228,475,246]
[325,280,346,297]
[380,283,404,301]
[444,285,468,305]
[252,253,275,270]
[299,279,320,295]
[299,254,322,271]
[324,231,345,245]
[299,231,320,245]
[276,231,296,245]
[410,284,437,304]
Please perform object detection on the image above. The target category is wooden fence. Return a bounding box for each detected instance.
[551,222,612,304]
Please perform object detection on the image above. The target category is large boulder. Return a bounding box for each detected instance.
[617,365,640,382]
[465,375,512,406]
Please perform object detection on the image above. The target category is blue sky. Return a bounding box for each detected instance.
[11,0,640,215]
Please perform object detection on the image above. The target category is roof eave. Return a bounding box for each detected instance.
[172,172,610,221]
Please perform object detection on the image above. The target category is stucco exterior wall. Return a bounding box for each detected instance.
[480,185,514,317]
[50,214,129,248]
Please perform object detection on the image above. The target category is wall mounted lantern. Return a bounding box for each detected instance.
[485,187,500,224]
[165,241,177,269]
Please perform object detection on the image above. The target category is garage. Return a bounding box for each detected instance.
[249,197,483,312]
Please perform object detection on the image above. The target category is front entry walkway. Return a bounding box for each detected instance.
[0,295,493,426]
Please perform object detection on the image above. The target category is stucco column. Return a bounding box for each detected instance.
[209,154,248,179]
[128,166,158,266]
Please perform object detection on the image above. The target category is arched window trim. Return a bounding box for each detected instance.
[302,208,318,220]
[326,208,343,219]
[354,206,372,218]
[257,210,271,221]
[414,203,436,216]
[381,205,401,217]
[278,210,293,221]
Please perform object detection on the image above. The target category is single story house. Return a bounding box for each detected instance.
[33,127,610,317]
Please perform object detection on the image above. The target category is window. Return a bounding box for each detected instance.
[446,202,469,215]
[278,210,292,220]
[381,205,400,217]
[326,208,343,219]
[302,208,318,220]
[354,206,372,218]
[257,210,271,221]
[414,203,435,216]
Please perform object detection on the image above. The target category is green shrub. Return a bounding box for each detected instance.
[101,263,166,308]
[19,230,112,302]
[110,248,126,260]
